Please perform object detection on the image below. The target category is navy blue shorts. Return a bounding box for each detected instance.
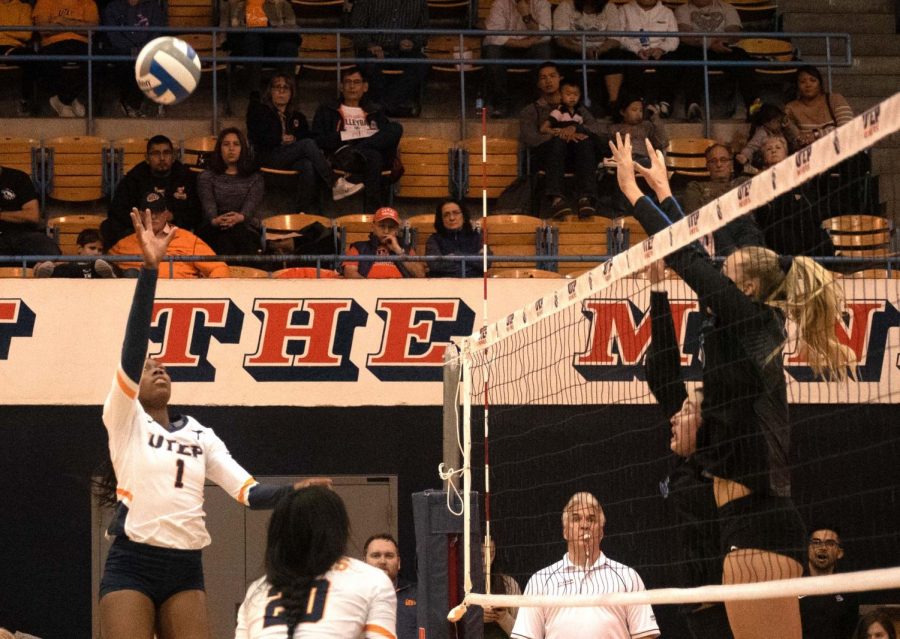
[718,493,806,564]
[99,536,205,606]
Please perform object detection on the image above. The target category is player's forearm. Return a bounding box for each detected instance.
[121,268,159,383]
[247,483,293,509]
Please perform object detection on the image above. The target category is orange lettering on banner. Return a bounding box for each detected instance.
[152,301,230,365]
[368,300,459,366]
[246,300,353,366]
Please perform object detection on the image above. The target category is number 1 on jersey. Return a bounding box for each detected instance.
[174,458,185,488]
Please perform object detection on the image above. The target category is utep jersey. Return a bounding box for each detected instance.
[236,557,397,638]
[102,367,257,550]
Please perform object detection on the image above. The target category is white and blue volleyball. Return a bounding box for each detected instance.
[135,37,202,105]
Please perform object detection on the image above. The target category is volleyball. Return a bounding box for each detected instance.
[135,36,202,105]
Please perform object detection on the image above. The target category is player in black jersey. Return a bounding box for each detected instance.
[610,134,853,639]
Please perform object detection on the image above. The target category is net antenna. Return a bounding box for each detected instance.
[448,92,900,619]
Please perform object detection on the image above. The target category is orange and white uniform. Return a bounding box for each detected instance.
[102,366,259,550]
[236,557,397,639]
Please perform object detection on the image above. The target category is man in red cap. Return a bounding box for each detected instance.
[343,207,426,279]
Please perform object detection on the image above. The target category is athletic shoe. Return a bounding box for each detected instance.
[332,176,364,201]
[577,197,597,219]
[658,101,671,119]
[646,103,660,118]
[71,98,86,117]
[49,95,75,118]
[686,103,703,122]
[549,197,572,220]
[93,259,116,278]
[33,261,56,278]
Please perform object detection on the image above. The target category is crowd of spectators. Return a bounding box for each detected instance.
[1,0,786,120]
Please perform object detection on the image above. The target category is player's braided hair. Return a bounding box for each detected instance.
[265,486,349,637]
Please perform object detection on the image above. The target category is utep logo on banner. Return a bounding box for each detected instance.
[795,145,813,177]
[737,181,752,208]
[0,299,36,359]
[571,297,899,383]
[863,104,881,138]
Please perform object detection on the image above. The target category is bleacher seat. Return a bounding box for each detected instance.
[395,137,457,201]
[547,217,614,277]
[45,136,109,203]
[479,214,545,274]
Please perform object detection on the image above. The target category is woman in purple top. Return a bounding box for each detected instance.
[196,128,265,260]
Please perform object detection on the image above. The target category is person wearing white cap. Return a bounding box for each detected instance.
[343,207,426,279]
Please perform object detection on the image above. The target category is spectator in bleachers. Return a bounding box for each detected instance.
[311,67,403,212]
[0,0,35,115]
[520,62,602,219]
[33,0,99,117]
[220,0,299,95]
[681,143,764,256]
[425,199,487,278]
[735,103,788,171]
[617,0,678,118]
[197,127,266,259]
[247,73,362,213]
[552,0,625,114]
[349,0,428,118]
[343,206,425,278]
[34,227,116,277]
[110,192,230,277]
[671,0,759,122]
[102,0,164,117]
[104,135,201,248]
[784,65,853,150]
[481,0,553,118]
[608,92,668,164]
[0,165,60,259]
[754,135,835,257]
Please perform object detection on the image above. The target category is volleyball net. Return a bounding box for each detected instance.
[442,92,900,625]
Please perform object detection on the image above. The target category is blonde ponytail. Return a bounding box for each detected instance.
[733,247,856,380]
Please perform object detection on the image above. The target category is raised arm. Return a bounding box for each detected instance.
[645,267,688,419]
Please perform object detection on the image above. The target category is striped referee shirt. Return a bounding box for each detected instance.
[511,553,659,639]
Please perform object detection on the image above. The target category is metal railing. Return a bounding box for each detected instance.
[0,25,851,137]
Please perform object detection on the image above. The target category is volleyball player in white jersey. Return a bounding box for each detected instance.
[236,486,397,638]
[98,209,329,639]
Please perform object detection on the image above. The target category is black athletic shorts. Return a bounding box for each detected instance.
[717,493,806,564]
[99,536,205,606]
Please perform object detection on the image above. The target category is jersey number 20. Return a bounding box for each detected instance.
[264,580,330,627]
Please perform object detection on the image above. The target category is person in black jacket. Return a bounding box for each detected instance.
[610,132,854,639]
[644,260,733,639]
[311,67,403,212]
[425,199,487,278]
[103,135,201,248]
[247,73,362,213]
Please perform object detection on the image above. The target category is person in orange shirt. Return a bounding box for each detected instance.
[0,0,34,114]
[32,0,99,117]
[343,207,426,279]
[109,192,230,279]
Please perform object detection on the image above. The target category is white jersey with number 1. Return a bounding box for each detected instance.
[236,557,397,639]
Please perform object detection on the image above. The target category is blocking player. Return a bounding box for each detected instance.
[97,208,329,639]
[235,486,397,638]
[609,133,853,639]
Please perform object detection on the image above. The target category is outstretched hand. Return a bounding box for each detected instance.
[608,132,643,206]
[633,138,672,202]
[130,207,175,270]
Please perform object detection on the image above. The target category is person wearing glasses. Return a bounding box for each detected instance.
[247,73,363,213]
[312,67,404,212]
[799,527,858,639]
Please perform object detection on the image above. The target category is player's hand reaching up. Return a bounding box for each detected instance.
[130,207,176,270]
[634,138,672,203]
[608,133,644,206]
